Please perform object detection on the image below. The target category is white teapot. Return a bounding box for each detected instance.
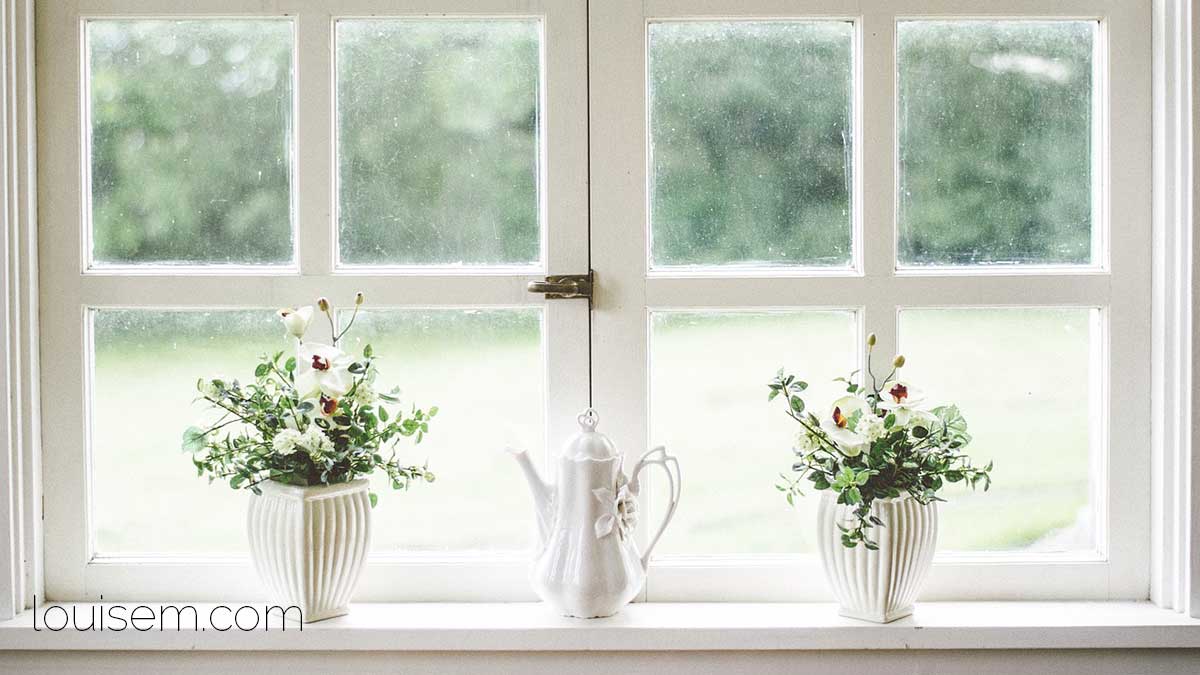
[508,409,681,618]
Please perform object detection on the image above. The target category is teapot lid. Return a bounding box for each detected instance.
[563,408,619,461]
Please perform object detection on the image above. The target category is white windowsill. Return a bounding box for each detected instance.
[1,602,1199,651]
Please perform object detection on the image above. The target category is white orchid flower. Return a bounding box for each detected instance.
[877,380,927,426]
[278,306,314,340]
[820,395,869,457]
[295,343,353,400]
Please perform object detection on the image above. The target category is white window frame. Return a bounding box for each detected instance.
[590,0,1152,600]
[34,0,591,601]
[0,0,1196,614]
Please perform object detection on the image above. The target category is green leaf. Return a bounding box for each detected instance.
[182,426,207,453]
[368,492,378,508]
[254,363,270,378]
[363,343,374,358]
[285,357,297,372]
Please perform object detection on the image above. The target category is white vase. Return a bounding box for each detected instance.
[247,479,371,623]
[817,493,938,623]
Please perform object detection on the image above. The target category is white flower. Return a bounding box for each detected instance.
[877,380,926,410]
[861,414,887,441]
[821,419,868,457]
[351,383,377,407]
[301,426,334,459]
[278,306,313,340]
[294,343,353,400]
[906,409,939,432]
[819,395,871,457]
[272,429,303,456]
[877,381,928,427]
[794,431,820,454]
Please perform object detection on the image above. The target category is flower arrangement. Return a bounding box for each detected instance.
[183,293,437,506]
[768,333,993,549]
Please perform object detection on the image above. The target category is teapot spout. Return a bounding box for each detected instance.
[506,446,553,543]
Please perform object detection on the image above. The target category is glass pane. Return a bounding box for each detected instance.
[897,21,1095,266]
[87,21,294,265]
[92,310,282,553]
[898,308,1098,552]
[649,311,858,554]
[343,309,544,552]
[336,20,541,266]
[648,22,854,269]
[91,307,544,555]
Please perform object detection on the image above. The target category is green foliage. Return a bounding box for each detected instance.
[768,345,993,550]
[185,298,437,502]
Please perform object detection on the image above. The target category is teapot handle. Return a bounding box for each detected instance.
[628,446,681,570]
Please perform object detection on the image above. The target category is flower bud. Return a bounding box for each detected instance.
[892,354,906,368]
[317,297,330,312]
[866,333,877,348]
[355,291,365,306]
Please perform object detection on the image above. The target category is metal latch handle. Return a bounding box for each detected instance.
[526,271,593,301]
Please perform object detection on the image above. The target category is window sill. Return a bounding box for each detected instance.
[1,602,1198,651]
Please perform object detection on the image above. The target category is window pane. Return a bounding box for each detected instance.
[649,311,857,554]
[92,310,282,554]
[344,308,544,552]
[91,307,543,555]
[336,20,541,266]
[648,22,854,269]
[87,21,294,265]
[898,308,1098,553]
[897,21,1095,266]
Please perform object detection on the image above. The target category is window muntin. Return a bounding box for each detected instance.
[86,20,295,267]
[896,20,1097,268]
[335,19,543,268]
[647,21,855,270]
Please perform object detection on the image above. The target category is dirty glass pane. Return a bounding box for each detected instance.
[337,20,541,267]
[91,310,282,554]
[90,307,544,555]
[344,308,544,552]
[87,21,294,265]
[648,311,858,555]
[897,21,1096,266]
[648,21,854,269]
[899,308,1098,553]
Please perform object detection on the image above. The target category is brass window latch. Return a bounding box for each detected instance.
[526,270,593,302]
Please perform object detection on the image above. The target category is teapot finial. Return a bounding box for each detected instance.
[578,408,600,432]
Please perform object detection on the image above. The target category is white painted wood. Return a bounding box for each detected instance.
[1150,0,1198,619]
[0,0,38,622]
[1,601,1199,651]
[1189,0,1200,621]
[36,0,590,600]
[589,0,1152,601]
[6,650,1200,675]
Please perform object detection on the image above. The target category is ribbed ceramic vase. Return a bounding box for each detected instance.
[817,493,938,623]
[247,479,371,623]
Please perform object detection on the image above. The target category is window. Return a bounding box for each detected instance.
[590,0,1149,601]
[38,0,1151,602]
